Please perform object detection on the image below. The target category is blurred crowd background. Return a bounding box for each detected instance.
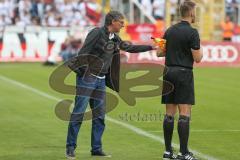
[0,0,239,41]
[0,0,102,27]
[0,0,239,63]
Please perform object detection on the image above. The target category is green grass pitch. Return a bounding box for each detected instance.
[0,63,240,160]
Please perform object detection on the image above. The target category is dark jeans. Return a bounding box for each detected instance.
[66,74,106,152]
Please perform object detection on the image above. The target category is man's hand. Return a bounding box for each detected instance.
[151,45,158,50]
[156,47,166,57]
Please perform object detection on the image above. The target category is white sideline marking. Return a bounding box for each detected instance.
[0,75,219,160]
[148,130,240,133]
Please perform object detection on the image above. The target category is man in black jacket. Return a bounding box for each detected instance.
[66,11,155,159]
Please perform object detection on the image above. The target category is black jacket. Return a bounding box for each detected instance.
[77,26,153,92]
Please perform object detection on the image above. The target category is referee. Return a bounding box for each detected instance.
[157,1,202,160]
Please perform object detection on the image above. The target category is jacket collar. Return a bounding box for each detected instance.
[103,25,110,34]
[180,20,191,25]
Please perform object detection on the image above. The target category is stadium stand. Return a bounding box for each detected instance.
[0,0,102,27]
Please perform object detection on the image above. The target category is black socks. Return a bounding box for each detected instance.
[163,115,174,152]
[163,114,191,154]
[178,115,190,154]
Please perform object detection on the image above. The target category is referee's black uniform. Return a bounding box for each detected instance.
[162,20,200,105]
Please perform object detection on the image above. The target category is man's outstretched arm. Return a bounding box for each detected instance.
[119,38,155,53]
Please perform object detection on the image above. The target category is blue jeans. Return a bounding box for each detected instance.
[60,50,76,62]
[66,74,106,152]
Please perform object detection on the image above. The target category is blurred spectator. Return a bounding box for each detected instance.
[233,24,240,42]
[0,15,11,26]
[30,0,44,19]
[74,0,86,16]
[152,0,165,19]
[22,11,32,26]
[226,0,235,17]
[141,0,152,16]
[0,15,5,27]
[0,0,15,26]
[31,0,38,17]
[18,0,32,19]
[59,36,82,62]
[72,11,87,26]
[1,0,15,17]
[57,0,74,26]
[232,0,240,24]
[0,0,103,27]
[31,16,41,25]
[46,9,60,26]
[110,0,120,10]
[169,0,178,24]
[15,16,25,26]
[221,16,234,41]
[225,0,240,24]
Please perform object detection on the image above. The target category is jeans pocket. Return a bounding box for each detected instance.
[80,75,97,86]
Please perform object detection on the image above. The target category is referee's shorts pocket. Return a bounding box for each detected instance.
[178,69,193,83]
[176,69,195,104]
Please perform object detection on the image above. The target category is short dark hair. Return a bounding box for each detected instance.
[180,0,196,18]
[104,11,124,26]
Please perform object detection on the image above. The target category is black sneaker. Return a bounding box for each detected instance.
[91,150,111,158]
[163,151,177,159]
[66,147,75,159]
[177,152,198,160]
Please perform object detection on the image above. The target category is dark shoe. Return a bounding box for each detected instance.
[91,150,111,158]
[163,151,177,159]
[66,147,75,159]
[177,152,198,160]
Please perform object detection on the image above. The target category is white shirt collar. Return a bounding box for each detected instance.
[109,33,115,40]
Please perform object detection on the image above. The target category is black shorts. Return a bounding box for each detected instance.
[161,66,195,105]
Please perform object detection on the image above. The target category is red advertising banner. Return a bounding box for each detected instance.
[126,24,159,42]
[121,42,240,67]
[0,29,239,67]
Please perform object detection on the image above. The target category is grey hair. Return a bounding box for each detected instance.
[104,11,124,26]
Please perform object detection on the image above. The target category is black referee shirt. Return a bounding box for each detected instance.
[163,21,200,69]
